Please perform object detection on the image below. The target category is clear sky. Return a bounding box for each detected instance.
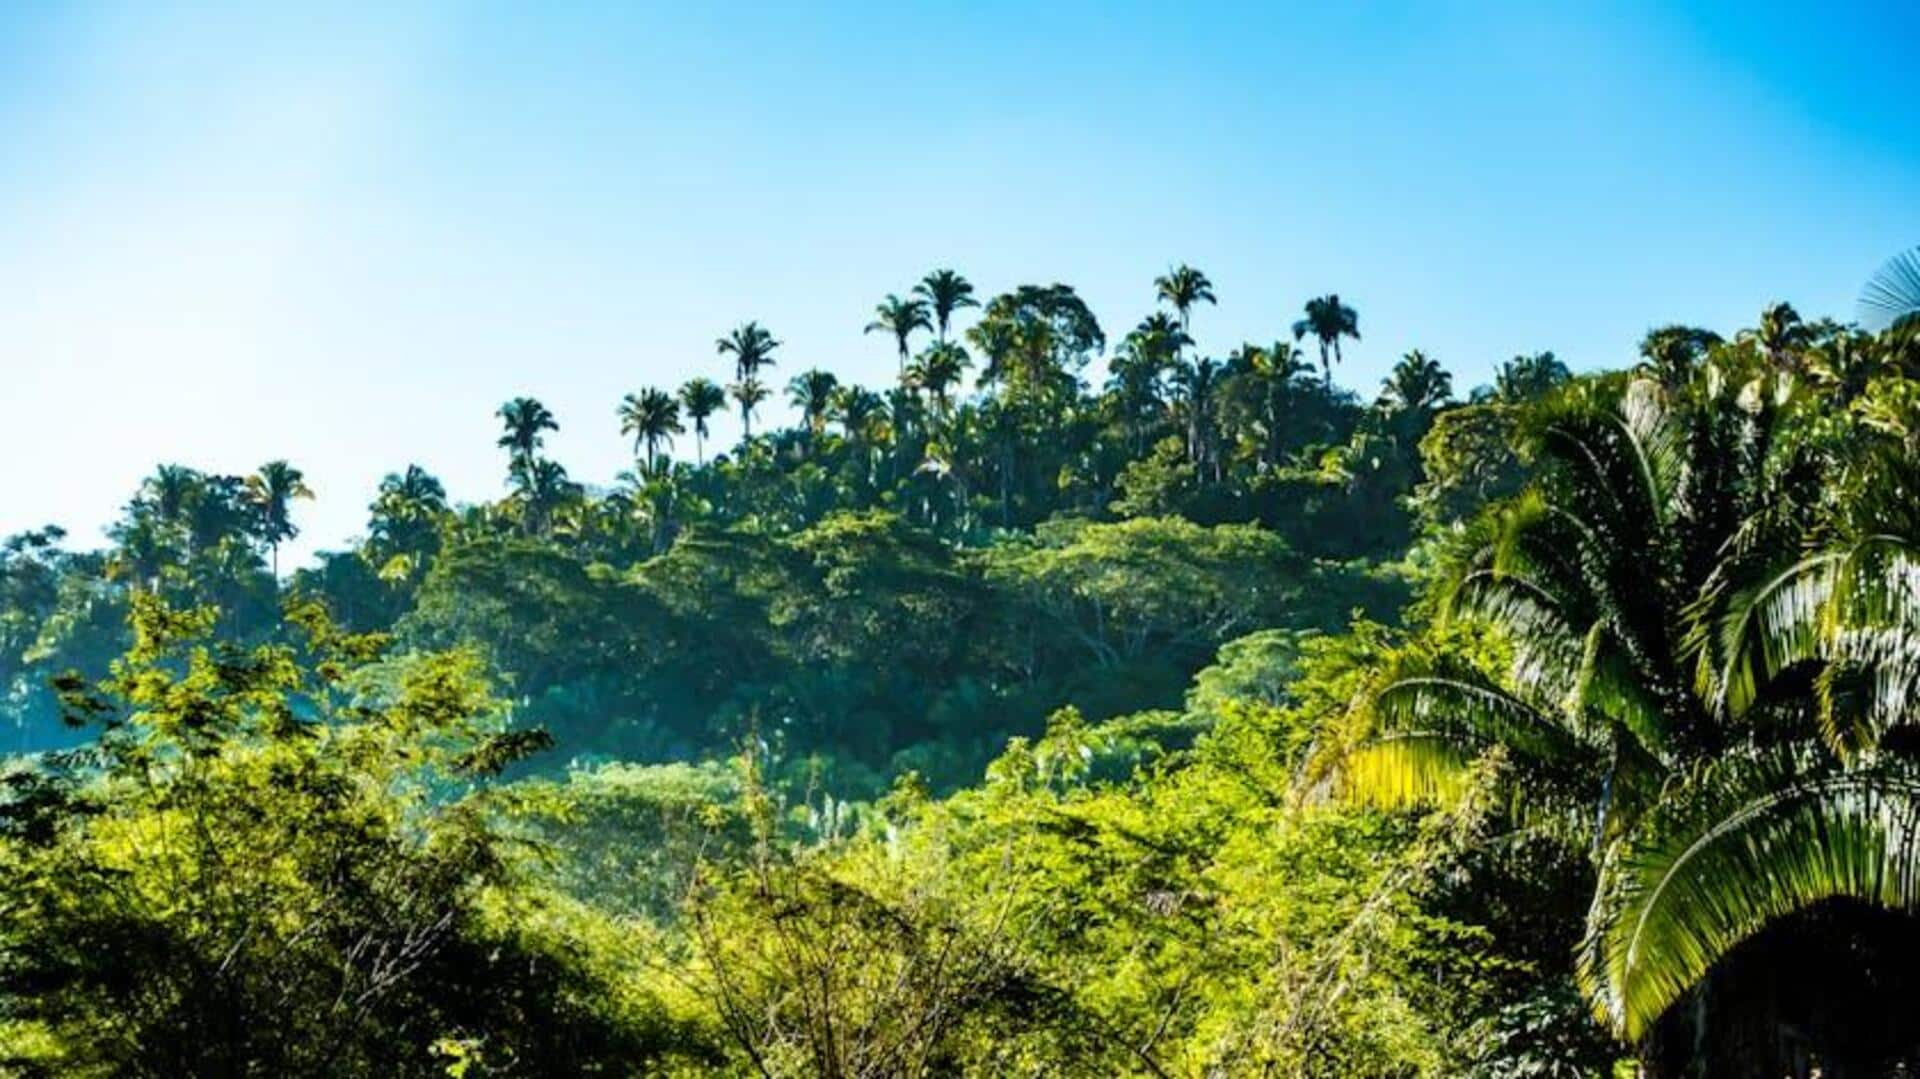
[3,2,1917,567]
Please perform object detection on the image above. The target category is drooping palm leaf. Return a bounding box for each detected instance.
[1582,751,1920,1040]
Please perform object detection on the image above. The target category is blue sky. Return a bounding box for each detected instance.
[3,2,1917,565]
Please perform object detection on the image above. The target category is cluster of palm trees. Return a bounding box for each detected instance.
[592,266,1380,479]
[107,460,314,586]
[1328,303,1920,1071]
[472,265,1499,551]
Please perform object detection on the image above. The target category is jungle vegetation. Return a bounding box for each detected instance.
[4,261,1920,1076]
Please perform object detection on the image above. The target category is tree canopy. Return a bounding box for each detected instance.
[7,263,1920,1074]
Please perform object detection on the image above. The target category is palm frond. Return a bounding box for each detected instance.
[1582,752,1920,1040]
[1616,377,1688,527]
[1859,247,1920,332]
[1336,734,1471,808]
[1568,623,1673,763]
[1695,552,1840,719]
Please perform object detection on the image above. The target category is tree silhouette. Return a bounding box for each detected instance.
[244,460,313,578]
[619,388,684,473]
[678,377,727,464]
[865,294,932,378]
[914,269,978,343]
[1292,295,1359,386]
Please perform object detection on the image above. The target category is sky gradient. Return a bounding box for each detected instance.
[4,2,1918,565]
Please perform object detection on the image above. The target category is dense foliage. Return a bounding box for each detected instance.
[5,263,1920,1075]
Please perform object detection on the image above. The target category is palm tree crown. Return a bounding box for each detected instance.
[905,341,971,416]
[1378,350,1453,414]
[678,377,727,464]
[717,322,781,382]
[496,397,558,479]
[1292,295,1359,385]
[731,377,771,440]
[618,388,684,473]
[1154,264,1216,335]
[787,369,841,436]
[865,294,933,376]
[914,269,979,343]
[244,459,313,577]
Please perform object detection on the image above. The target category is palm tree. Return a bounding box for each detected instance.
[1635,325,1722,387]
[496,397,558,480]
[514,458,580,536]
[1737,301,1815,370]
[1219,341,1310,469]
[1154,264,1216,337]
[1109,315,1187,453]
[730,377,771,440]
[1493,351,1571,403]
[1323,366,1920,1069]
[678,377,727,464]
[831,385,885,445]
[914,269,978,343]
[140,463,204,529]
[1292,295,1360,386]
[243,460,313,578]
[865,294,932,377]
[618,387,684,473]
[787,369,841,438]
[905,341,971,417]
[1377,350,1453,414]
[717,322,781,382]
[367,465,446,581]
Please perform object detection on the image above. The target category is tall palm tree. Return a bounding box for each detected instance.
[865,294,932,377]
[618,387,684,473]
[678,377,727,464]
[1292,295,1360,386]
[496,397,558,480]
[1324,366,1920,1069]
[730,377,771,440]
[717,322,781,382]
[914,269,978,343]
[1154,264,1216,337]
[787,369,841,438]
[1377,350,1453,414]
[243,459,313,578]
[905,341,971,417]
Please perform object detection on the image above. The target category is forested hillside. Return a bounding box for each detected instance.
[7,263,1920,1075]
[3,273,1443,788]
